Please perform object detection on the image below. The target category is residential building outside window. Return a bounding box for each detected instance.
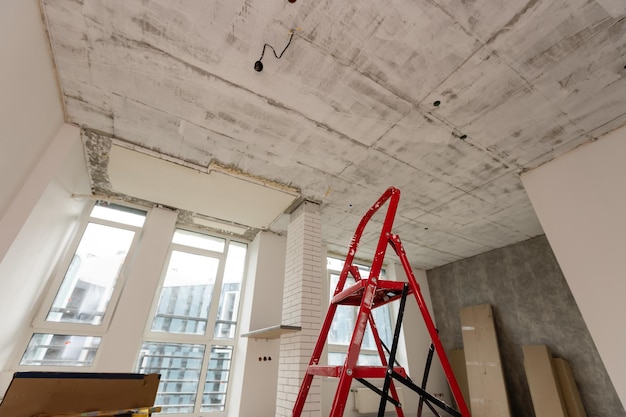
[326,257,394,366]
[136,229,247,415]
[19,202,146,367]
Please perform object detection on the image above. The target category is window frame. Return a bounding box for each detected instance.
[144,240,227,343]
[137,227,249,416]
[325,256,394,366]
[14,201,147,371]
[32,202,145,333]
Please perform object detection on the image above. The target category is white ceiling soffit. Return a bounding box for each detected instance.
[107,145,299,229]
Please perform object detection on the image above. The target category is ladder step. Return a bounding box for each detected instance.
[306,365,408,379]
[331,279,409,307]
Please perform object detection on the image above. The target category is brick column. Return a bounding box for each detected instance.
[276,200,322,417]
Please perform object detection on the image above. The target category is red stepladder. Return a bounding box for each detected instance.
[292,187,471,417]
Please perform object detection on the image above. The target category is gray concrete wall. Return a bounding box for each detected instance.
[426,235,624,417]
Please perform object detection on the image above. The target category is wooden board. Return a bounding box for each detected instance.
[0,372,159,417]
[553,357,588,417]
[460,304,511,417]
[448,348,470,410]
[522,345,567,417]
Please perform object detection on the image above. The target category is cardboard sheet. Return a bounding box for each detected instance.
[0,372,160,417]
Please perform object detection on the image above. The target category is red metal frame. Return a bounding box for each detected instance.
[292,187,471,417]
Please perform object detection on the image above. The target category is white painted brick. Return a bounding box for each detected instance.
[277,202,323,416]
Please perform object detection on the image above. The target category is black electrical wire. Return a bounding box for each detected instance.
[254,31,295,72]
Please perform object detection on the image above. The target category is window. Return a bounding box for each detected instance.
[19,202,145,368]
[326,257,394,366]
[20,333,101,367]
[137,229,247,414]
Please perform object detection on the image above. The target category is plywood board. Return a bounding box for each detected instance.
[448,348,470,410]
[553,357,588,417]
[522,345,567,417]
[0,372,160,417]
[460,303,511,417]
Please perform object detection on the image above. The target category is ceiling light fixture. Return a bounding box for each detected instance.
[254,30,295,72]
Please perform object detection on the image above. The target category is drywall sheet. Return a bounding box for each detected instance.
[0,372,160,417]
[448,348,470,410]
[522,345,567,417]
[460,303,511,417]
[553,357,588,417]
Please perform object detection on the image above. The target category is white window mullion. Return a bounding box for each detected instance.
[138,228,247,416]
[31,201,96,326]
[193,342,212,413]
[16,202,151,371]
[204,245,228,342]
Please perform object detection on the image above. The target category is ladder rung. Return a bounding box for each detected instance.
[306,365,341,377]
[331,279,409,307]
[306,365,407,379]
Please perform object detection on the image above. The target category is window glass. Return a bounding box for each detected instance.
[139,230,247,414]
[213,242,247,339]
[20,333,101,366]
[137,342,205,414]
[173,229,225,252]
[201,345,233,412]
[46,223,135,325]
[326,257,393,365]
[328,273,355,346]
[328,352,382,366]
[363,304,393,350]
[90,203,146,227]
[21,203,143,370]
[151,251,220,335]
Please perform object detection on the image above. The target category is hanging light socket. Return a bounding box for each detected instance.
[253,31,295,73]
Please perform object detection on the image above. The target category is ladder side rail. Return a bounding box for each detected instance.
[333,252,357,296]
[417,343,436,417]
[389,234,471,417]
[339,187,398,291]
[295,187,399,417]
[376,320,441,417]
[355,378,402,408]
[349,264,362,281]
[388,371,459,417]
[329,187,401,416]
[329,282,378,416]
[378,284,409,417]
[367,188,400,288]
[292,301,340,416]
[367,313,405,417]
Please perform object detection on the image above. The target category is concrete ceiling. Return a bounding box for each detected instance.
[40,0,626,269]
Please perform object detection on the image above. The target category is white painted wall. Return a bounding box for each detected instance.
[521,125,626,409]
[96,208,178,371]
[0,0,64,221]
[389,263,449,417]
[231,231,287,417]
[0,0,94,385]
[0,126,90,370]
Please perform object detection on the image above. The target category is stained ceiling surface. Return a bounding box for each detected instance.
[41,0,626,268]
